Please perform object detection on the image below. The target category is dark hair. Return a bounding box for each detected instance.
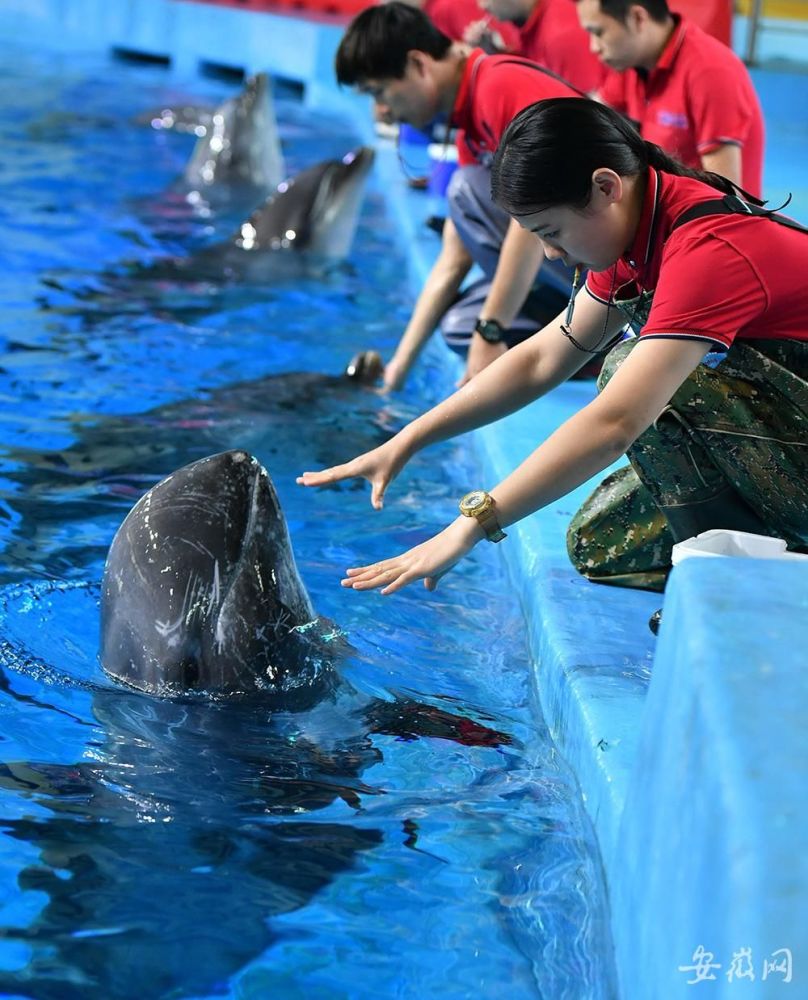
[575,0,670,24]
[335,2,452,86]
[490,98,761,215]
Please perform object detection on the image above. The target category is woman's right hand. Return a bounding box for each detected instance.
[296,438,410,510]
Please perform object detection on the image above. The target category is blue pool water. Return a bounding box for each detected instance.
[0,47,616,998]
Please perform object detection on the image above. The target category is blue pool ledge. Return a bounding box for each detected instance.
[1,1,806,996]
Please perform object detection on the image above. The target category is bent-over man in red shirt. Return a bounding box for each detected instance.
[574,0,765,196]
[478,0,607,93]
[394,0,521,52]
[336,2,581,391]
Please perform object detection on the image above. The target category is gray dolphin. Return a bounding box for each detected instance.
[181,72,285,195]
[125,145,376,285]
[101,450,335,700]
[38,146,377,305]
[212,145,376,266]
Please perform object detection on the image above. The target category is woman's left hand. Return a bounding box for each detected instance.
[341,517,482,595]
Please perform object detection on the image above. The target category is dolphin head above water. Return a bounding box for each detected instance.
[231,146,375,259]
[100,450,337,700]
[182,72,285,193]
[121,146,376,284]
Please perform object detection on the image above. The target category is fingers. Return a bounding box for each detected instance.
[370,479,385,510]
[340,546,456,596]
[381,365,405,392]
[298,465,387,510]
[341,560,416,595]
[296,465,349,487]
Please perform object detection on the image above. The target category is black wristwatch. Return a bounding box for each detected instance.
[474,317,505,344]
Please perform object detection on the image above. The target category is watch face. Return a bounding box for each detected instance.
[475,319,504,344]
[461,490,487,512]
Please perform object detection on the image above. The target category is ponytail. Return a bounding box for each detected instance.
[642,141,761,203]
[491,98,763,215]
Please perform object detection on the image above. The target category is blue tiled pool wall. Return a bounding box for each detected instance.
[2,2,806,998]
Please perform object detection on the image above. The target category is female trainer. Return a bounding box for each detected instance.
[297,98,808,595]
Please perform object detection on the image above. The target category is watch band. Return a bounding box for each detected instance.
[474,317,505,344]
[475,505,506,542]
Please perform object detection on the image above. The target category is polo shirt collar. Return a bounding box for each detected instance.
[450,48,484,131]
[520,0,546,35]
[623,167,661,270]
[651,14,687,77]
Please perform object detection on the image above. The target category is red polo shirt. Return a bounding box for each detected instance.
[586,169,808,349]
[423,0,520,51]
[451,49,579,167]
[598,17,765,197]
[515,0,607,94]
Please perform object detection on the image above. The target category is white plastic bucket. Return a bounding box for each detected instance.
[671,529,808,565]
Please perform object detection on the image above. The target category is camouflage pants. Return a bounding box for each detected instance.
[567,338,808,591]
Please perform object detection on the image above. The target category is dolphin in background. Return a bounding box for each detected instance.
[197,145,377,275]
[180,72,285,199]
[39,145,376,298]
[131,145,376,284]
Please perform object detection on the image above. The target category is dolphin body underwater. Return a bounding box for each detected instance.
[0,354,391,581]
[0,446,512,996]
[0,443,506,996]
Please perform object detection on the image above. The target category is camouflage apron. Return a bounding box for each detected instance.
[567,282,808,591]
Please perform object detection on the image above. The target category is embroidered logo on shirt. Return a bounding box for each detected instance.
[657,109,688,129]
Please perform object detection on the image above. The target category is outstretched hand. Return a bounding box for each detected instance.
[296,441,407,510]
[381,357,408,392]
[340,517,481,595]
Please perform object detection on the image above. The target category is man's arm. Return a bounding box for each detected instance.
[409,290,621,451]
[460,219,547,385]
[701,143,743,189]
[383,218,473,391]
